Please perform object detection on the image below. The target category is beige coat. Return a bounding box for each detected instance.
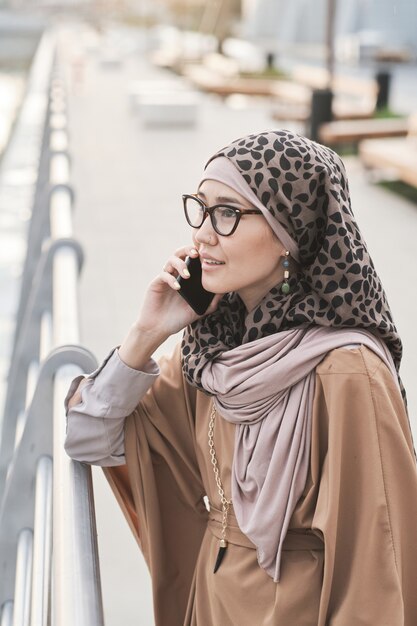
[104,343,417,626]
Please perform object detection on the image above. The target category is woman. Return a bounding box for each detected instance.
[65,129,417,626]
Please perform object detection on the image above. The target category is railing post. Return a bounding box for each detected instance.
[30,457,52,626]
[13,529,33,626]
[52,370,104,626]
[0,602,13,626]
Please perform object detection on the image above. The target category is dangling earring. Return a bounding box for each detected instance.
[281,251,290,294]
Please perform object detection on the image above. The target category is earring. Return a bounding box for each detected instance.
[281,251,290,294]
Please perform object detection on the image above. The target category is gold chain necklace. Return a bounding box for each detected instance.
[208,402,232,573]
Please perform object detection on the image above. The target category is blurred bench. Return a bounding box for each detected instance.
[128,79,200,127]
[183,56,380,126]
[319,117,409,145]
[128,79,191,107]
[184,66,268,96]
[291,65,378,102]
[272,65,378,123]
[137,92,199,126]
[183,53,310,101]
[359,114,417,188]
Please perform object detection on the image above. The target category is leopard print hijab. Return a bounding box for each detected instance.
[181,129,403,389]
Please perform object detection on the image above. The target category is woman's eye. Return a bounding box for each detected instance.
[219,207,237,219]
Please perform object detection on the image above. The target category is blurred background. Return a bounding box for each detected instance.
[1,1,416,625]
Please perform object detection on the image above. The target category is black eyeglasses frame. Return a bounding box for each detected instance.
[182,194,263,237]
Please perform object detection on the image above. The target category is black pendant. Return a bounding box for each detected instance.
[213,544,227,573]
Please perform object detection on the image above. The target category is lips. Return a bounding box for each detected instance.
[200,253,225,264]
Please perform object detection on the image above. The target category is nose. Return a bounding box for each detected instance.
[193,212,218,246]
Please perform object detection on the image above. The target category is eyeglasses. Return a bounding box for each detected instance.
[182,194,262,236]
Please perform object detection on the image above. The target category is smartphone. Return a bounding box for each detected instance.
[176,256,215,315]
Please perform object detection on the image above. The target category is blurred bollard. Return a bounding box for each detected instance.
[376,70,391,110]
[266,52,275,70]
[310,88,333,142]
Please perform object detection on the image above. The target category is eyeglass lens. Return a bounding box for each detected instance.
[185,196,237,235]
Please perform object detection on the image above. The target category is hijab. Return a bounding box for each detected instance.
[182,130,403,377]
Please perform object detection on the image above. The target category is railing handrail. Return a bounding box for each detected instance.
[0,29,104,626]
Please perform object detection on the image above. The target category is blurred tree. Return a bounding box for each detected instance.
[326,0,336,84]
[199,0,242,52]
[167,0,206,30]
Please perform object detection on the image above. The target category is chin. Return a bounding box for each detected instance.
[201,275,225,293]
[202,275,238,295]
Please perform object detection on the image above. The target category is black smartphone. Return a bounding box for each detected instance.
[176,256,215,315]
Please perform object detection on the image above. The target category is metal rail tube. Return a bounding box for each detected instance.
[30,457,52,626]
[51,188,103,624]
[25,361,39,411]
[52,247,79,346]
[13,412,26,453]
[50,188,73,238]
[49,154,70,186]
[40,312,53,361]
[49,113,66,131]
[49,130,68,153]
[13,529,33,626]
[0,602,13,626]
[50,100,66,115]
[52,369,104,626]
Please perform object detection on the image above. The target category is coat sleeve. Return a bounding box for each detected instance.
[312,346,417,626]
[103,342,208,626]
[64,347,160,465]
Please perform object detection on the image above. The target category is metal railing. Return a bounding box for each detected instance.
[0,29,104,625]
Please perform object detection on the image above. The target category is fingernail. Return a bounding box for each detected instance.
[182,268,190,277]
[173,281,181,289]
[190,248,198,256]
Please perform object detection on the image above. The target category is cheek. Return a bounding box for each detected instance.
[237,231,282,269]
[246,249,279,276]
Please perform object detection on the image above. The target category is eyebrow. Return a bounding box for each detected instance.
[197,191,248,205]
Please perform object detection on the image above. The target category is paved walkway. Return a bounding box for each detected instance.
[60,23,417,626]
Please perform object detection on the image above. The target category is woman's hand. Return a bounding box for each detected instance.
[137,246,221,337]
[118,246,222,370]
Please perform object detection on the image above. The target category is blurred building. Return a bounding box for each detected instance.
[242,0,417,60]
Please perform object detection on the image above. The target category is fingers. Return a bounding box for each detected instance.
[158,245,200,293]
[160,267,181,290]
[162,246,199,281]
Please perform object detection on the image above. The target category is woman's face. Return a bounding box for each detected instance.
[192,179,286,312]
